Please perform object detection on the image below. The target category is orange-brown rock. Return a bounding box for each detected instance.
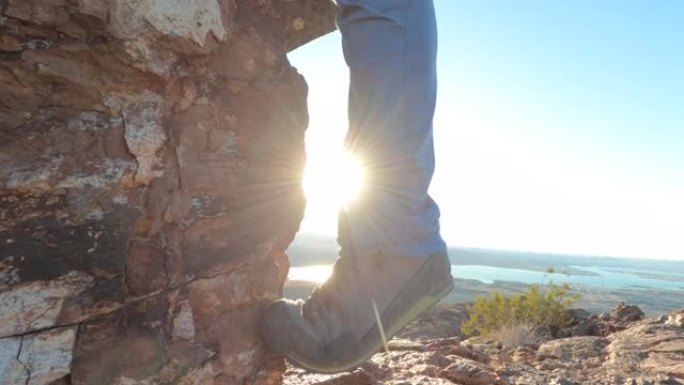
[284,304,684,385]
[0,1,336,384]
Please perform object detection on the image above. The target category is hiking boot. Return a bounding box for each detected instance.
[261,250,453,373]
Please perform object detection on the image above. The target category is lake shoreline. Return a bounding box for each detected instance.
[285,238,684,315]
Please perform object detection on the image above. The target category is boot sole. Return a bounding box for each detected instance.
[287,253,454,373]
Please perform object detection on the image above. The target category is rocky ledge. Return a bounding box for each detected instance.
[1,0,336,384]
[285,304,684,385]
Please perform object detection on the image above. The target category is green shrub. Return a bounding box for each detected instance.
[461,281,580,338]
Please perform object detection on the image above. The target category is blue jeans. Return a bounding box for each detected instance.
[336,0,446,258]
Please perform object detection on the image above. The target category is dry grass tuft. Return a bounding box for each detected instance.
[492,322,548,349]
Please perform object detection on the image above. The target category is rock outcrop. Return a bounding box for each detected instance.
[0,1,336,384]
[285,305,684,385]
[568,302,646,338]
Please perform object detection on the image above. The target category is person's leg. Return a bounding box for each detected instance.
[261,0,452,372]
[338,0,446,259]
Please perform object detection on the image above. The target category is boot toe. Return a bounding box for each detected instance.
[262,299,339,370]
[261,299,302,355]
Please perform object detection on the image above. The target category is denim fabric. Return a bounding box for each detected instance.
[336,0,446,258]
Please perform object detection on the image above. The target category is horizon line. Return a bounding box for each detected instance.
[292,231,684,263]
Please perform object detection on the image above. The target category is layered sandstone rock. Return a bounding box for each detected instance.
[0,1,336,384]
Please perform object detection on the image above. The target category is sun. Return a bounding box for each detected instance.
[302,150,365,209]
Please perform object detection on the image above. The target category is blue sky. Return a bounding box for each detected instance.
[289,0,684,260]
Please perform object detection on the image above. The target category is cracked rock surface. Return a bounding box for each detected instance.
[284,305,684,385]
[0,0,336,384]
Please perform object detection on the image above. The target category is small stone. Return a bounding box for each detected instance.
[440,358,502,385]
[611,302,645,324]
[665,310,684,327]
[292,17,305,31]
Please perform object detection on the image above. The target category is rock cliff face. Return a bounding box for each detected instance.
[0,1,335,384]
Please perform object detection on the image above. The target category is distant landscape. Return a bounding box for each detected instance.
[285,234,684,315]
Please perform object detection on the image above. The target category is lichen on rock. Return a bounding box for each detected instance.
[0,0,337,384]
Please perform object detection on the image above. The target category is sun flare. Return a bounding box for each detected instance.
[302,150,365,208]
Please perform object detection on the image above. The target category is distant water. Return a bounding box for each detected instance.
[288,263,684,291]
[288,265,684,291]
[452,265,684,291]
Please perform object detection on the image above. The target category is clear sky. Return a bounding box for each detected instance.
[289,0,684,260]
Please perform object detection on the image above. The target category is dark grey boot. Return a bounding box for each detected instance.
[261,251,453,373]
